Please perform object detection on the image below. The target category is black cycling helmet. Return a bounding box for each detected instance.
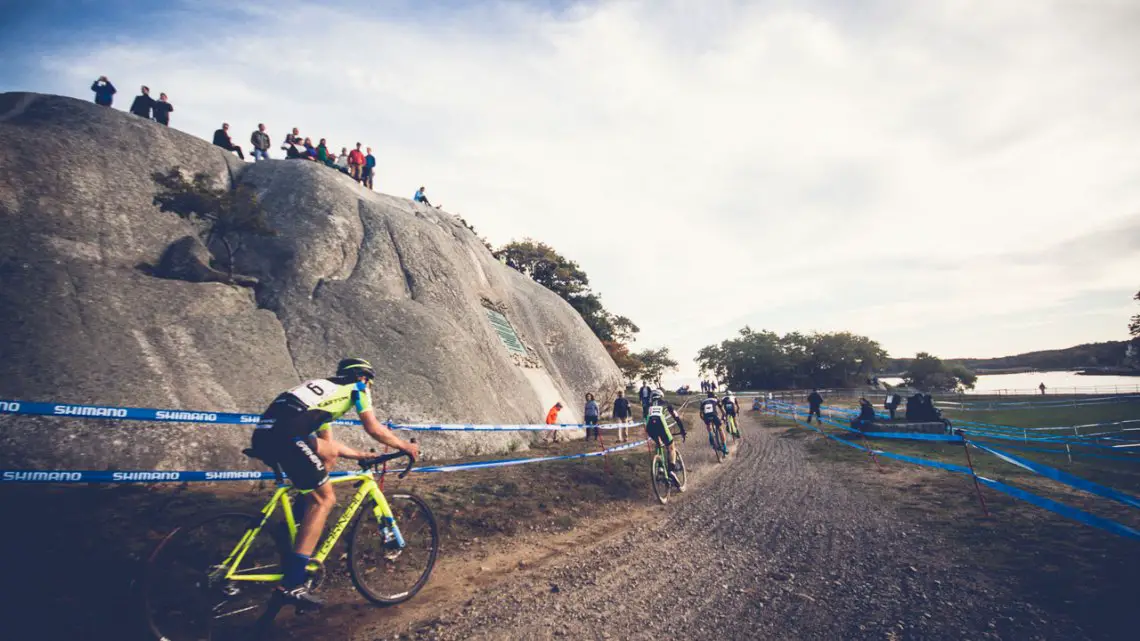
[707,391,716,398]
[337,357,376,380]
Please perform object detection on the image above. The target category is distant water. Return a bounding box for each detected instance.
[882,371,1140,395]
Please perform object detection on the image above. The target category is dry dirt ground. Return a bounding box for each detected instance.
[381,413,1137,641]
[2,412,1135,640]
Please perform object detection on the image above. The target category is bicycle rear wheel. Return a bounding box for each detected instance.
[650,451,671,504]
[348,493,439,605]
[709,428,724,463]
[141,512,285,641]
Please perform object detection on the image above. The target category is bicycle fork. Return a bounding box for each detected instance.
[371,490,406,550]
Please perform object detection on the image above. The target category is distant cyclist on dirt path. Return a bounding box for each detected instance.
[645,390,686,487]
[721,390,738,429]
[807,389,824,424]
[699,391,727,453]
[249,358,419,609]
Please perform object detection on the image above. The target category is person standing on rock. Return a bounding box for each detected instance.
[152,93,173,126]
[544,402,564,444]
[807,389,824,425]
[248,358,418,609]
[212,123,245,159]
[1039,382,1047,395]
[348,143,366,182]
[250,124,271,161]
[129,85,154,119]
[612,390,631,442]
[363,147,376,189]
[584,393,600,441]
[90,76,116,107]
[639,381,652,418]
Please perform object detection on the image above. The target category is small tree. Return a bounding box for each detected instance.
[1130,290,1140,338]
[152,168,275,281]
[903,352,976,391]
[636,347,678,388]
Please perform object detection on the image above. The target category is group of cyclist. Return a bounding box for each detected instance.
[248,357,744,609]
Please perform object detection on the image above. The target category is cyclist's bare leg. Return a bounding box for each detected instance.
[294,482,336,556]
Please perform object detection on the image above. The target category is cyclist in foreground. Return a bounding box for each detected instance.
[699,391,728,455]
[249,358,419,609]
[645,390,686,487]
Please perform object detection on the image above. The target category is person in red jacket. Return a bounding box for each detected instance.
[348,143,366,183]
[544,402,564,444]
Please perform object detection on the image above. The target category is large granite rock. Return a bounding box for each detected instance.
[0,93,623,470]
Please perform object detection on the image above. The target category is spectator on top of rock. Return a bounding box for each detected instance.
[302,137,317,160]
[152,93,173,126]
[285,127,301,145]
[316,138,330,164]
[250,124,271,161]
[91,76,116,107]
[211,123,245,160]
[414,186,438,208]
[363,147,376,189]
[335,147,350,174]
[129,86,154,119]
[348,143,366,182]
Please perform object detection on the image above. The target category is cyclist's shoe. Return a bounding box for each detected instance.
[668,470,682,487]
[274,585,325,612]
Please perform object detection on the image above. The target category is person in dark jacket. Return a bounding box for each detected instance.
[91,76,116,106]
[250,124,271,161]
[212,123,245,159]
[129,86,154,119]
[638,382,652,417]
[885,393,901,420]
[152,93,173,125]
[851,397,876,430]
[806,389,824,424]
[612,390,631,442]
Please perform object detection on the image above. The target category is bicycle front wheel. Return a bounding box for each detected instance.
[650,451,671,504]
[674,450,688,491]
[141,512,285,641]
[348,493,439,605]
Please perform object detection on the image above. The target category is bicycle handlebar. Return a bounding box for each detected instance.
[360,439,417,479]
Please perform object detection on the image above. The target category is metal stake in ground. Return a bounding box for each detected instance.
[957,432,991,518]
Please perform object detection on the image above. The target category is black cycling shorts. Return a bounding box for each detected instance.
[702,413,721,427]
[251,429,328,490]
[646,417,673,446]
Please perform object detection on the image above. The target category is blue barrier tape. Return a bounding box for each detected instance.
[0,439,652,484]
[768,409,1140,539]
[975,477,1140,540]
[977,442,1140,462]
[0,399,642,432]
[968,441,1140,511]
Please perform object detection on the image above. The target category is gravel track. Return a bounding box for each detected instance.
[396,414,1092,641]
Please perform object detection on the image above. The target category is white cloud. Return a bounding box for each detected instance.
[24,0,1140,379]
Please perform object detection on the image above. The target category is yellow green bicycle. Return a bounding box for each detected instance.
[140,449,438,641]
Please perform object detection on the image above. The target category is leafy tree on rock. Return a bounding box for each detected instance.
[152,168,275,281]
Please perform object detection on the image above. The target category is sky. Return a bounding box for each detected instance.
[3,0,1139,383]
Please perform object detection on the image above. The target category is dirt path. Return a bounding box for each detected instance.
[385,414,1097,641]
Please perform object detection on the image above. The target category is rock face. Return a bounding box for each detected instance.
[0,93,623,470]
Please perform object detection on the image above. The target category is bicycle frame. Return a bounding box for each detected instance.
[219,471,404,583]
